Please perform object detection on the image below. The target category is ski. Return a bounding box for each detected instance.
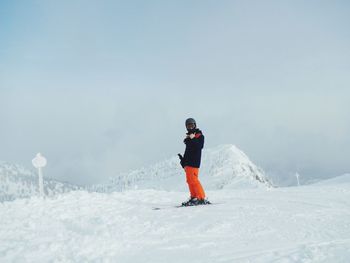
[152,202,219,210]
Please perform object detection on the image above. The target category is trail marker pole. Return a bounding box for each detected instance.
[32,153,47,197]
[295,172,300,186]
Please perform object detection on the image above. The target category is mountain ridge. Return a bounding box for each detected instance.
[0,161,82,202]
[92,144,274,193]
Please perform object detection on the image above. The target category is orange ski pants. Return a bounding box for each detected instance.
[185,166,206,199]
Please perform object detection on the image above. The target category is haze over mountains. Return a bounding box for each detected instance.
[1,144,348,203]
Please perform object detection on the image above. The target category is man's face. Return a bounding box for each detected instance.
[186,123,196,131]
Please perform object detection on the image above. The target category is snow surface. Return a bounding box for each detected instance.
[1,146,349,262]
[313,173,350,186]
[1,181,349,262]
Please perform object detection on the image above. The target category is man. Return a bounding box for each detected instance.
[179,118,210,206]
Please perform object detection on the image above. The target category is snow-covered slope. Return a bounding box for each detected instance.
[0,162,81,202]
[1,183,349,262]
[313,173,350,186]
[93,144,272,192]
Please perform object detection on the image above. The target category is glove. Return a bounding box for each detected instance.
[178,154,185,168]
[189,133,195,139]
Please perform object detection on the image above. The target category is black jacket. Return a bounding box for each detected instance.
[183,129,204,168]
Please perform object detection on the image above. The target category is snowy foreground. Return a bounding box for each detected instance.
[1,179,350,263]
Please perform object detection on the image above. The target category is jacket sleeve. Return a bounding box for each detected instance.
[184,134,204,149]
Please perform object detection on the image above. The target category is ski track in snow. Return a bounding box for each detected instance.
[1,183,350,263]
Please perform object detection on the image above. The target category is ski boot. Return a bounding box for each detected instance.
[181,197,197,206]
[192,198,211,206]
[182,197,211,206]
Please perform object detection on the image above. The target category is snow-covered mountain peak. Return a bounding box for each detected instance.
[201,144,272,189]
[93,144,273,192]
[204,144,257,169]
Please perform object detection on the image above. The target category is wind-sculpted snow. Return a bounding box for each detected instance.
[0,162,81,202]
[1,183,349,262]
[93,144,273,193]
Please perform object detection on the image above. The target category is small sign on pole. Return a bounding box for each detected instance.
[32,153,47,197]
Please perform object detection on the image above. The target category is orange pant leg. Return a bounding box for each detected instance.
[185,166,206,199]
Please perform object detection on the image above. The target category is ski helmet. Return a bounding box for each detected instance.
[185,118,196,127]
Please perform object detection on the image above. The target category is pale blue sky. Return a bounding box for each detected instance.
[1,1,349,185]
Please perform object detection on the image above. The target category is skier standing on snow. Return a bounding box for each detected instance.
[179,118,210,206]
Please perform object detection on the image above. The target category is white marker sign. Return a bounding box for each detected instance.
[32,153,47,168]
[32,153,47,197]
